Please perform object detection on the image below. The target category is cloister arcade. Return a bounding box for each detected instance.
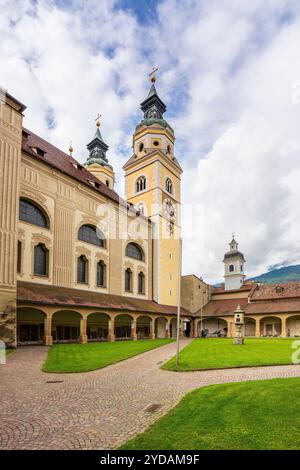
[16,306,187,345]
[193,314,300,339]
[17,306,300,345]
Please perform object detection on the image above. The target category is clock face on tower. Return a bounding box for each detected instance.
[163,198,176,220]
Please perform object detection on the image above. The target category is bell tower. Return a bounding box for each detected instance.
[223,235,246,290]
[123,71,182,306]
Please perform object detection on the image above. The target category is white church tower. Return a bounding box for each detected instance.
[223,235,246,290]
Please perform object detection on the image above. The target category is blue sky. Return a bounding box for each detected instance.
[118,0,160,23]
[1,0,300,282]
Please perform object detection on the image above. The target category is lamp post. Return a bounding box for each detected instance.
[176,237,182,368]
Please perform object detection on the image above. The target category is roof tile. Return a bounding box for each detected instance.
[17,281,190,316]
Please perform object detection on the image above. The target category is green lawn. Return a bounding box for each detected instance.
[42,339,173,373]
[121,377,300,450]
[163,338,297,371]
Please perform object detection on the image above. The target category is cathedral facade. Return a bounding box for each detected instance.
[0,81,190,348]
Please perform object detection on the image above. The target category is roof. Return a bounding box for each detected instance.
[22,128,124,206]
[223,250,245,261]
[199,298,249,317]
[17,281,190,316]
[251,282,300,301]
[245,299,300,315]
[0,88,26,112]
[212,284,254,294]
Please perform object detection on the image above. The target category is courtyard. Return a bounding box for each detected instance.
[1,339,300,450]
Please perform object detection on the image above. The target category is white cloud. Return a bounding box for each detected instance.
[1,0,300,283]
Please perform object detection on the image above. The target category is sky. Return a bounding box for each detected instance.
[1,0,300,283]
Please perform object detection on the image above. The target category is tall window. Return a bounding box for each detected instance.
[229,265,234,272]
[77,255,88,283]
[165,177,173,194]
[34,243,48,276]
[136,176,146,193]
[17,241,22,274]
[138,272,145,294]
[78,224,106,248]
[125,268,132,292]
[97,260,106,287]
[125,243,144,261]
[19,199,49,228]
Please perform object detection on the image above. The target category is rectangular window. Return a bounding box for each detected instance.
[125,269,132,292]
[97,262,106,287]
[77,256,88,283]
[138,273,145,294]
[34,244,48,276]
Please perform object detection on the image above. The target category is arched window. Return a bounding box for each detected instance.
[78,224,106,248]
[229,264,234,272]
[125,268,132,292]
[19,199,49,228]
[125,243,144,261]
[34,243,48,276]
[138,272,145,294]
[97,260,106,287]
[77,255,88,284]
[136,176,146,193]
[165,177,173,194]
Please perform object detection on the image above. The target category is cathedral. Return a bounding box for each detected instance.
[0,76,188,347]
[1,78,300,348]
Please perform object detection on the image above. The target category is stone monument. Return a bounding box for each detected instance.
[233,305,245,345]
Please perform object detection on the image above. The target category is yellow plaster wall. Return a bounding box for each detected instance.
[0,92,24,346]
[17,152,152,300]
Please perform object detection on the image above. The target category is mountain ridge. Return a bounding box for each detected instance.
[249,264,300,284]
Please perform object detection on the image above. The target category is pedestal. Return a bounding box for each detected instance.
[233,337,244,345]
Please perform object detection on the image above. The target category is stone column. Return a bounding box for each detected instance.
[166,319,170,338]
[179,320,184,338]
[150,318,156,339]
[190,320,194,338]
[0,90,25,348]
[255,318,260,337]
[79,318,88,344]
[44,315,53,346]
[131,318,137,340]
[108,318,115,342]
[281,317,287,337]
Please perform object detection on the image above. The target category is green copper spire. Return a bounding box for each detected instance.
[147,83,157,98]
[85,116,113,169]
[137,70,172,131]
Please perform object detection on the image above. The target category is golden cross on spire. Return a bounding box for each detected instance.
[95,113,101,127]
[149,67,158,83]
